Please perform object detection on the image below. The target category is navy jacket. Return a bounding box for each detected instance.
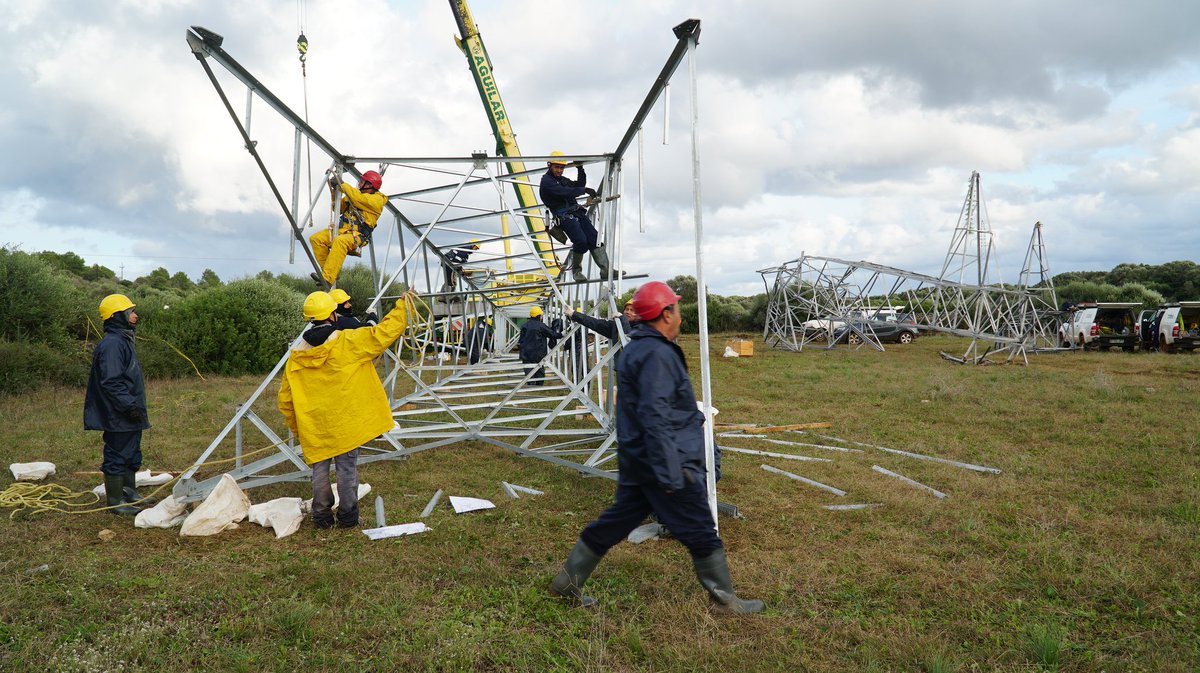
[539,166,587,215]
[518,317,561,363]
[570,311,631,343]
[614,323,708,490]
[446,247,473,265]
[84,318,150,432]
[334,312,376,330]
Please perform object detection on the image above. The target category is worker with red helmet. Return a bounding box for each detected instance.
[550,281,764,614]
[310,170,387,286]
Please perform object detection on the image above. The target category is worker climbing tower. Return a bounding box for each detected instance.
[173,19,718,512]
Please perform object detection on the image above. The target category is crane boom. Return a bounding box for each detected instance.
[449,0,558,268]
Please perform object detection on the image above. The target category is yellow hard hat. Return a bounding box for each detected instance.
[303,291,337,321]
[99,294,135,321]
[548,151,568,166]
[328,288,351,305]
[529,306,543,318]
[487,318,493,325]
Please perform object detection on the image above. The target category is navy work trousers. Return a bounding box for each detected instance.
[580,476,722,558]
[556,209,598,254]
[100,430,143,476]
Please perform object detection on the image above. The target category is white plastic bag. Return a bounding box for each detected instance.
[10,462,56,481]
[92,470,173,496]
[722,346,740,358]
[134,495,189,529]
[248,497,304,539]
[179,474,251,537]
[301,482,372,514]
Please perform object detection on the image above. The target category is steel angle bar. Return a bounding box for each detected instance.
[721,445,832,463]
[760,464,847,496]
[871,465,947,499]
[420,489,444,518]
[823,503,881,511]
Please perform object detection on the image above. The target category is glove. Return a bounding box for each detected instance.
[584,187,598,198]
[365,311,378,325]
[328,175,340,189]
[127,408,146,424]
[563,304,574,317]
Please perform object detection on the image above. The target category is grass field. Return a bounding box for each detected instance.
[1,334,1197,672]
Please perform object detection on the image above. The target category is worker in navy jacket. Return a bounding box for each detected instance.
[518,306,562,385]
[549,282,763,615]
[539,152,619,283]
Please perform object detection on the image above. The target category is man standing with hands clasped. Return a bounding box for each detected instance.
[549,281,764,614]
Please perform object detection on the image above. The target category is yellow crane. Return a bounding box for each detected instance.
[449,0,560,277]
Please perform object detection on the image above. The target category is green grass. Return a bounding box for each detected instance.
[1,334,1198,671]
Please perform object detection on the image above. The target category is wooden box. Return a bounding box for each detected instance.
[725,339,754,357]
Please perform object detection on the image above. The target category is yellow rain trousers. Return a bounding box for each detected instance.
[278,301,408,465]
[310,183,388,284]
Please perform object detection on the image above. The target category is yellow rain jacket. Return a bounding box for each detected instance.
[339,183,387,232]
[278,301,408,464]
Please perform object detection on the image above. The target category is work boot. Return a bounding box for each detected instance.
[589,246,625,280]
[310,272,324,287]
[692,548,765,615]
[121,471,156,509]
[549,539,603,608]
[103,474,140,516]
[568,251,588,284]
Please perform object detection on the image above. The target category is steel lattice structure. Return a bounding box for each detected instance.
[172,21,724,511]
[759,174,1060,364]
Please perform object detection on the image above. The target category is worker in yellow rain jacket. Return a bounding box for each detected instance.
[278,289,415,528]
[309,170,387,286]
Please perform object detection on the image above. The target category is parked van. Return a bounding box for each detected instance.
[1059,302,1140,351]
[1156,302,1200,352]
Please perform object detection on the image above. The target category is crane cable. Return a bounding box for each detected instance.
[297,0,313,221]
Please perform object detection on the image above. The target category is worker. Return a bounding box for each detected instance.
[309,170,387,286]
[565,299,638,344]
[518,306,561,386]
[329,288,377,330]
[549,281,764,614]
[278,289,415,529]
[442,240,480,294]
[466,316,492,365]
[84,294,151,516]
[539,151,618,283]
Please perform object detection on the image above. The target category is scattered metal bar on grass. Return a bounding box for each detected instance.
[790,431,1000,474]
[871,465,947,499]
[760,463,847,496]
[721,445,832,463]
[509,483,545,496]
[758,437,862,453]
[822,503,881,511]
[500,482,519,499]
[419,489,443,517]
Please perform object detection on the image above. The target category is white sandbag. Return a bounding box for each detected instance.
[137,470,173,486]
[301,482,372,514]
[722,346,740,358]
[248,497,304,539]
[179,474,251,537]
[10,462,56,481]
[134,495,189,529]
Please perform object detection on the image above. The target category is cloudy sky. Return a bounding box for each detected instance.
[3,0,1199,295]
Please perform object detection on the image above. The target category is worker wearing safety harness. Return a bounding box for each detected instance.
[550,281,764,614]
[310,170,387,286]
[441,240,480,294]
[278,289,414,528]
[84,294,152,516]
[539,152,618,283]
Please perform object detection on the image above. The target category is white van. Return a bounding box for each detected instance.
[1156,301,1200,352]
[1059,302,1140,351]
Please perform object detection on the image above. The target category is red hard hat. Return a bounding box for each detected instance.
[360,171,383,190]
[631,281,682,321]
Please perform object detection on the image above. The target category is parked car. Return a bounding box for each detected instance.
[1059,302,1140,351]
[833,319,920,345]
[1155,301,1200,352]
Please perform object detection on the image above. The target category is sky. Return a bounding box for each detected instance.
[2,0,1199,296]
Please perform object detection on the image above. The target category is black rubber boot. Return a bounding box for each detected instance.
[121,472,156,509]
[549,539,603,608]
[104,474,140,516]
[589,246,625,280]
[568,251,588,283]
[692,548,765,615]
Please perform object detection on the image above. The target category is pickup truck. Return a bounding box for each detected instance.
[1059,302,1140,351]
[1155,302,1200,352]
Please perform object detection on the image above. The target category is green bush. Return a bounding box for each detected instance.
[147,279,306,376]
[0,247,86,345]
[0,339,89,396]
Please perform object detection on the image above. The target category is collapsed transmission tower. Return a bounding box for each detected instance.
[759,174,1061,364]
[173,21,724,515]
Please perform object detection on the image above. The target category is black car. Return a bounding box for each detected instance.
[833,319,919,345]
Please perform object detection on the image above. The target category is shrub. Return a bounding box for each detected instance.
[0,247,86,345]
[147,279,306,376]
[0,339,89,396]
